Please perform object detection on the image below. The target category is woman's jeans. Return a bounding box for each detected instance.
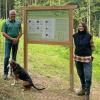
[4,42,18,75]
[75,61,92,93]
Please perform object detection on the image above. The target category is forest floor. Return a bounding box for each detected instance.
[0,71,100,100]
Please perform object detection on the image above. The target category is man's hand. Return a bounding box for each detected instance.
[12,38,18,44]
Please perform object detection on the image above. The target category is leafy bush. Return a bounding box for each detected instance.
[93,37,100,54]
[0,19,5,32]
[92,37,100,81]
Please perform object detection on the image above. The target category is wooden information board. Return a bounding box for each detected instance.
[27,10,69,43]
[23,5,77,90]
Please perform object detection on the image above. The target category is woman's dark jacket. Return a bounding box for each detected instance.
[73,31,92,56]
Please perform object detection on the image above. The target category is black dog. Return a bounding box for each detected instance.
[9,60,45,91]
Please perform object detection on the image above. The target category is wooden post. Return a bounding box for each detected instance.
[69,9,74,90]
[24,8,28,71]
[23,5,77,89]
[5,0,8,19]
[0,0,1,18]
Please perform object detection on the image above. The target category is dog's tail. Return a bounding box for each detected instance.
[32,83,45,90]
[28,78,45,90]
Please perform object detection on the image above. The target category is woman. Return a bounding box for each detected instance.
[73,22,95,100]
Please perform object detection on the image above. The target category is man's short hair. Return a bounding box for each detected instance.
[9,10,16,15]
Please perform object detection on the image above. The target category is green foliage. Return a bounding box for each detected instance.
[1,0,100,50]
[14,0,22,19]
[93,37,100,55]
[90,0,100,36]
[74,7,87,31]
[0,19,5,32]
[37,0,50,6]
[92,37,100,81]
[66,0,100,36]
[11,0,100,36]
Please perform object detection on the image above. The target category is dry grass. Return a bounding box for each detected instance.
[0,73,100,100]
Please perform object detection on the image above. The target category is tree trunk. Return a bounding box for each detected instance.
[49,0,52,6]
[87,0,91,32]
[35,0,37,5]
[0,0,1,18]
[59,0,60,5]
[5,0,8,19]
[99,18,100,37]
[88,0,90,32]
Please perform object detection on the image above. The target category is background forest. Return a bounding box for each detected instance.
[0,0,100,36]
[0,0,100,100]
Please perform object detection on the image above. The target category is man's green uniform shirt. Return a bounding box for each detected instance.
[3,19,21,43]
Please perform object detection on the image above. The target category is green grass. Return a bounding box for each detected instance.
[0,35,100,83]
[92,37,100,81]
[18,39,70,80]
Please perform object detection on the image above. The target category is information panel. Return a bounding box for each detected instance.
[27,10,69,42]
[23,5,77,90]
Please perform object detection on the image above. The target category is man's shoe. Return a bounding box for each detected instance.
[3,74,8,80]
[76,88,85,96]
[84,94,89,100]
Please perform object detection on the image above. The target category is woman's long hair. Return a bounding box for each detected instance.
[78,22,88,33]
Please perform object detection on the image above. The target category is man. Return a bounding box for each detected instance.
[2,9,22,80]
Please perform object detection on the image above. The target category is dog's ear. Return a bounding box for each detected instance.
[11,60,16,63]
[12,60,16,65]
